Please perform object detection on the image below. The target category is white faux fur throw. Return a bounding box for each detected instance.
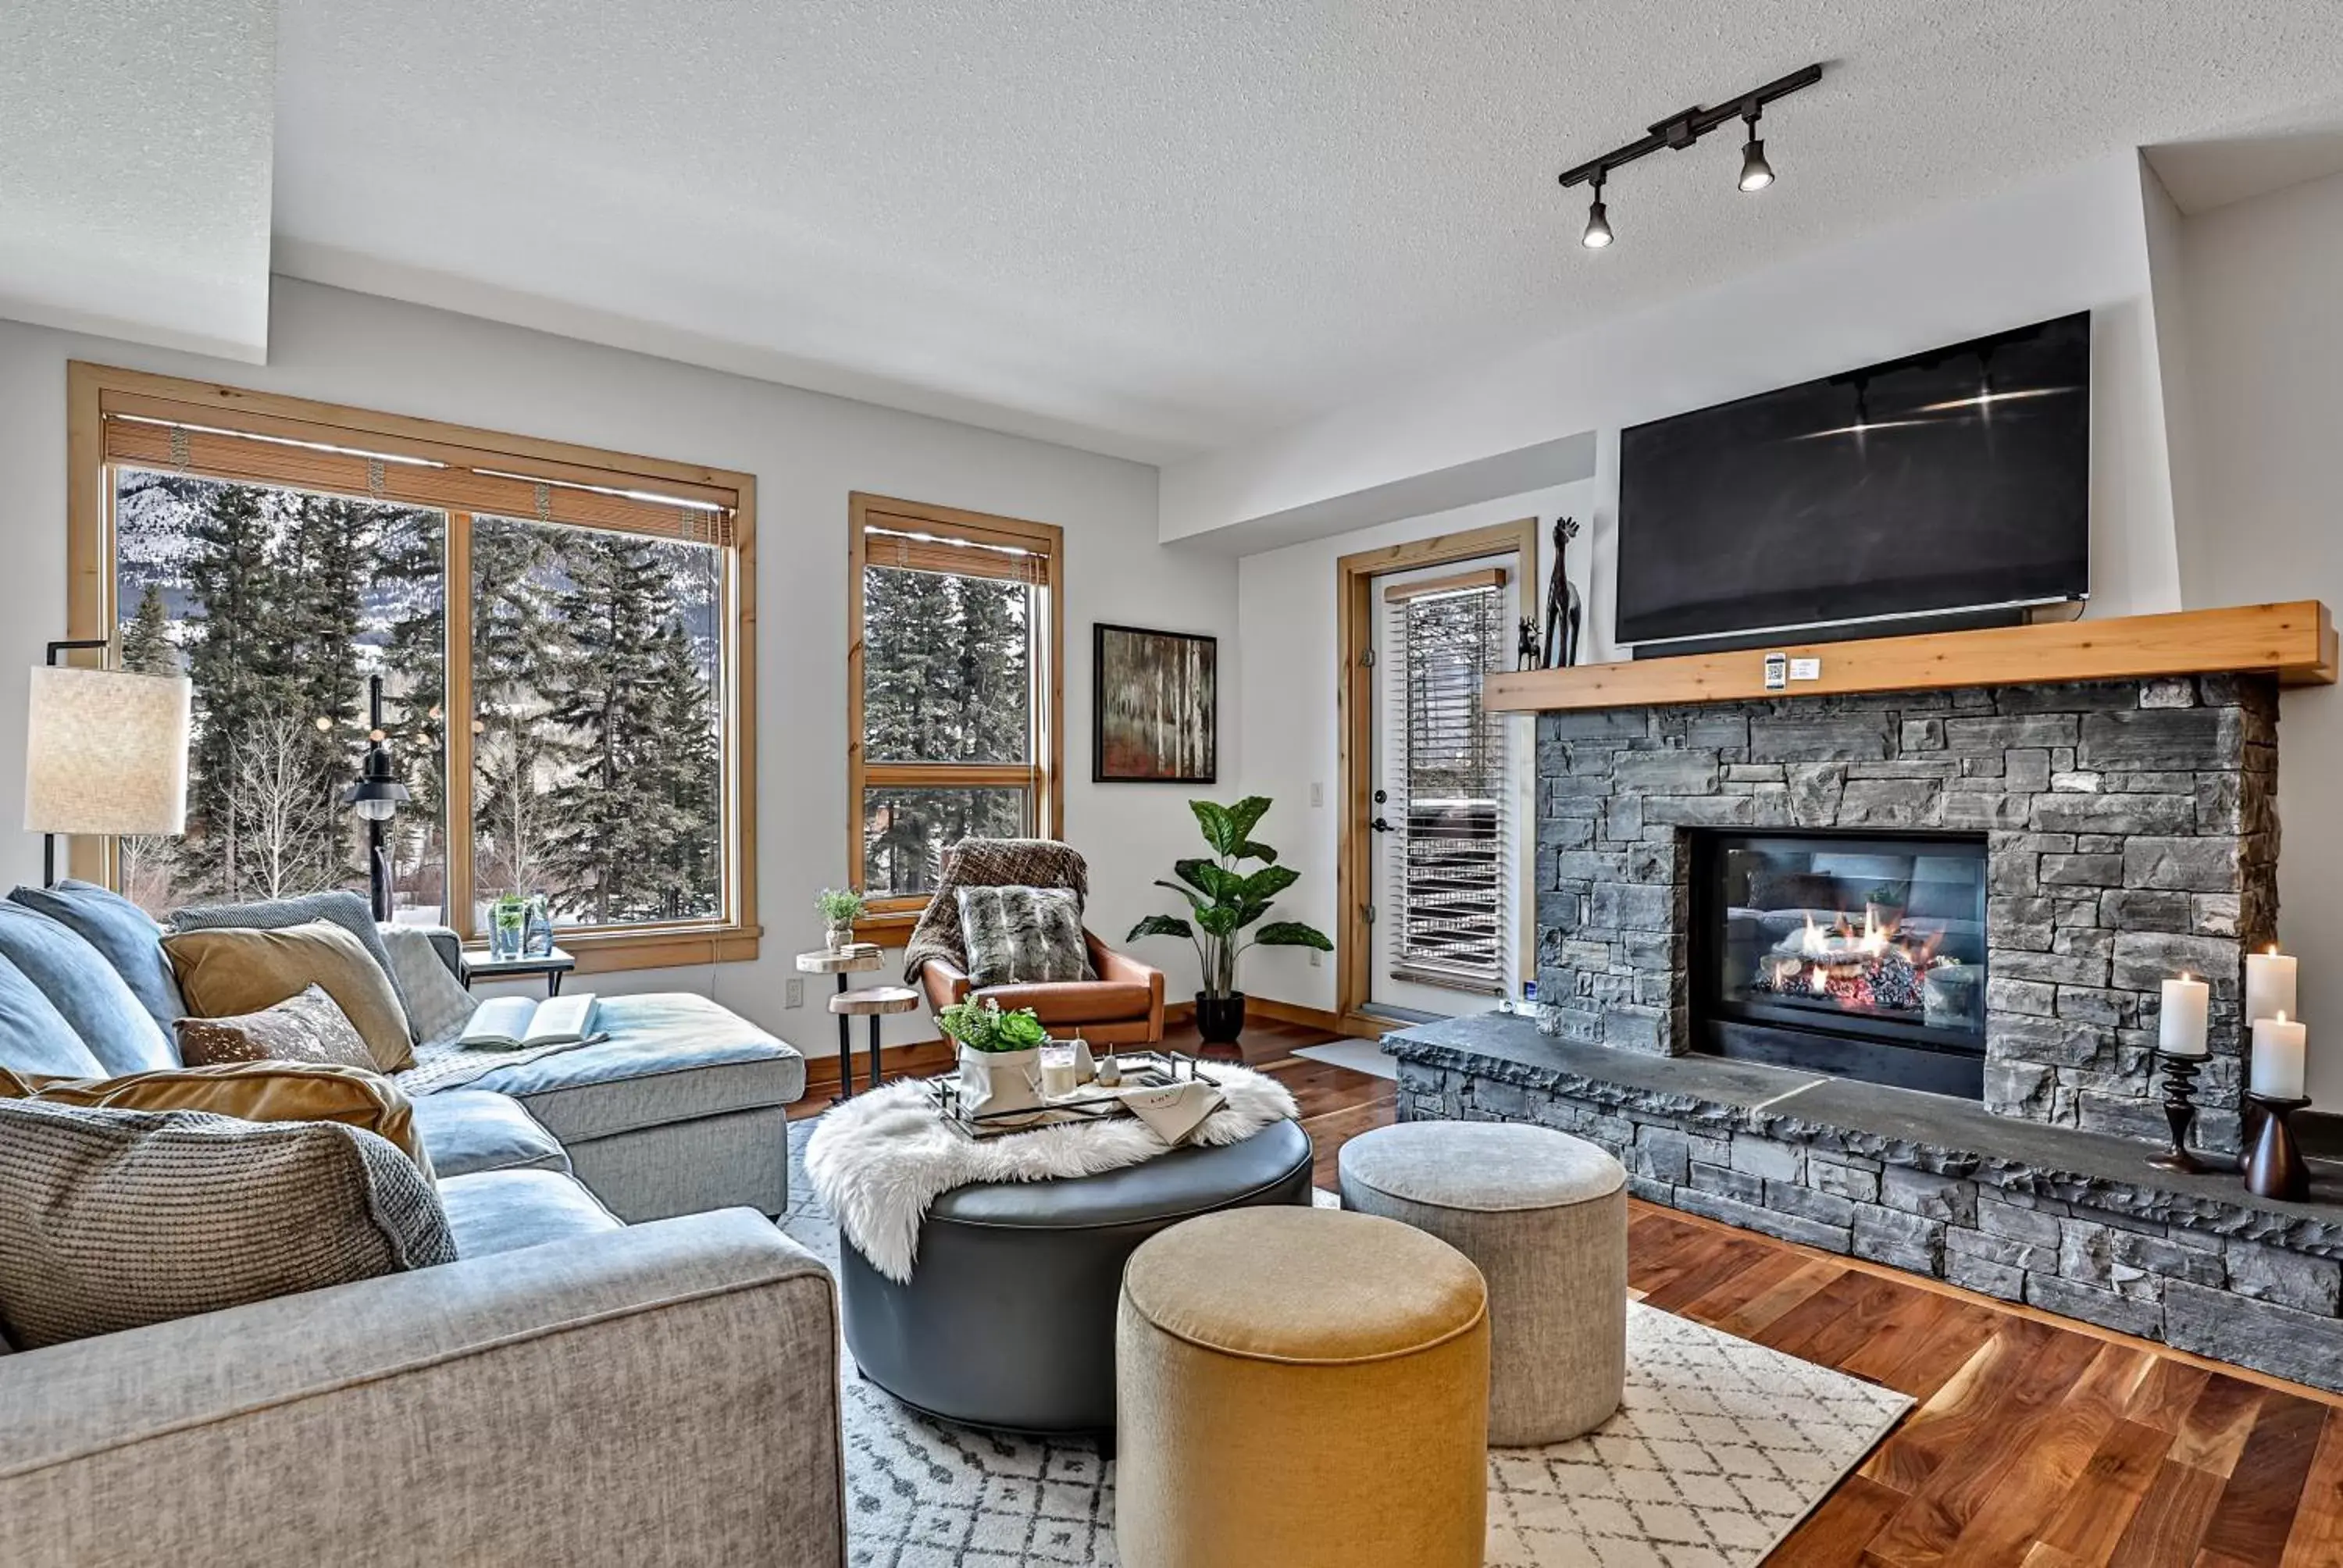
[805,1066,1300,1283]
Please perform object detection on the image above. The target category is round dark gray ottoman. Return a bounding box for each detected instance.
[839,1117,1314,1436]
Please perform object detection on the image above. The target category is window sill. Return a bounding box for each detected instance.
[853,911,919,948]
[555,924,763,976]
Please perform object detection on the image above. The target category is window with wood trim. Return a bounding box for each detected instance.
[1381,568,1514,992]
[848,494,1063,921]
[69,362,758,972]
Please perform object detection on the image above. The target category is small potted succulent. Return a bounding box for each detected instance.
[939,996,1050,1121]
[814,887,866,953]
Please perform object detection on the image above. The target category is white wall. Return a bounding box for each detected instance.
[0,279,1239,1057]
[1174,152,2188,658]
[1236,479,1596,1015]
[2170,166,2343,1103]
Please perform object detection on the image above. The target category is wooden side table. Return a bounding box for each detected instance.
[831,985,922,1097]
[797,945,886,1100]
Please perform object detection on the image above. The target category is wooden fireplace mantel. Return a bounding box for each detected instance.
[1482,600,2338,715]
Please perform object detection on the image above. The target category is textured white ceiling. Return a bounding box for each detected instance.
[264,2,2343,461]
[1,0,274,358]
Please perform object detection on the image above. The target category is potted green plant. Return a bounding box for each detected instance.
[939,996,1051,1121]
[815,887,865,953]
[1128,796,1332,1046]
[490,893,529,960]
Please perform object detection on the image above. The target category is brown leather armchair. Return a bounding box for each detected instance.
[918,931,1166,1048]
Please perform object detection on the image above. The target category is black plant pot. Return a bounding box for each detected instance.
[1195,991,1246,1046]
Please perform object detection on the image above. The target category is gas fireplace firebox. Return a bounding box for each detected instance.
[1692,831,1989,1098]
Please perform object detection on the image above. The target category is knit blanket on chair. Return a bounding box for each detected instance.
[804,1066,1297,1283]
[900,838,1090,986]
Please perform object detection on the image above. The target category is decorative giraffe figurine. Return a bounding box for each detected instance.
[1542,516,1582,669]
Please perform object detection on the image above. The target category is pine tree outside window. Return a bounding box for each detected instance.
[848,494,1064,933]
[68,363,760,975]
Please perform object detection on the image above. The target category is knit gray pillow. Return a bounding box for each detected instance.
[955,886,1094,988]
[0,1098,455,1349]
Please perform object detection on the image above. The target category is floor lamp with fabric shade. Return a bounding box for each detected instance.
[23,643,192,887]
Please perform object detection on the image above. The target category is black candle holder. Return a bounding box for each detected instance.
[2245,1092,2313,1203]
[2146,1052,2207,1174]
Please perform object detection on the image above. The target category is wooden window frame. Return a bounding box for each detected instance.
[847,492,1065,943]
[65,361,761,975]
[1334,518,1537,1038]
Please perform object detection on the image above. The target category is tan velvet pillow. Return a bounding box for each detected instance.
[174,983,377,1071]
[0,1060,431,1176]
[164,921,414,1074]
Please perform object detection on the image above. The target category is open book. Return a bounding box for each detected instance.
[460,992,603,1051]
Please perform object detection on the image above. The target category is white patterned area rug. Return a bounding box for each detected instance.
[781,1123,1910,1567]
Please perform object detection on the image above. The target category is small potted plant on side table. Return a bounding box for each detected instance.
[940,996,1050,1122]
[815,887,866,953]
[1128,796,1332,1054]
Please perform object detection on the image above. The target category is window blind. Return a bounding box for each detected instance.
[1382,575,1513,992]
[101,399,734,547]
[862,519,1053,586]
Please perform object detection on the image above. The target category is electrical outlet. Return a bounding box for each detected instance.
[1310,781,1324,807]
[785,978,804,1009]
[1309,949,1322,968]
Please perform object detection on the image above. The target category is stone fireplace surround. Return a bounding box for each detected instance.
[1388,669,2343,1392]
[1533,673,2278,1153]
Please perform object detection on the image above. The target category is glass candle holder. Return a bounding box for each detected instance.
[1040,1042,1080,1099]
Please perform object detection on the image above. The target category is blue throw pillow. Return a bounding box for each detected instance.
[169,889,418,1043]
[0,951,105,1082]
[8,881,185,1040]
[0,904,176,1076]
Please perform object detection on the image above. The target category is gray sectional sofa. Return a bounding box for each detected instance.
[0,885,844,1565]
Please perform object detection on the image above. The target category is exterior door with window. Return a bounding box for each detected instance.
[1366,554,1527,1017]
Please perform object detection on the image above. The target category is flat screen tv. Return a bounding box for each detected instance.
[1615,312,2091,649]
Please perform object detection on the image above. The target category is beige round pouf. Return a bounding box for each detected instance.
[1114,1208,1489,1568]
[1339,1119,1626,1445]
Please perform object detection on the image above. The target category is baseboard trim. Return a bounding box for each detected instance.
[1243,996,1348,1034]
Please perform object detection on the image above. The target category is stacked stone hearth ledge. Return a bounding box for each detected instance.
[1390,1014,2343,1392]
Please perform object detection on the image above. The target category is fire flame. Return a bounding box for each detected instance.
[1764,904,1945,1014]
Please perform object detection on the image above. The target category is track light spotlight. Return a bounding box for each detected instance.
[1557,63,1819,249]
[1738,112,1774,192]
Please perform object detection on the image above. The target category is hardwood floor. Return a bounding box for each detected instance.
[790,1014,2343,1563]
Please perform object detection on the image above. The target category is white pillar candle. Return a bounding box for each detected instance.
[2251,1013,2309,1100]
[2246,948,2298,1026]
[2158,975,2209,1058]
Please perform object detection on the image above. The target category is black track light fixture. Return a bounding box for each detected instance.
[1739,109,1774,193]
[1582,170,1613,249]
[1558,63,1821,248]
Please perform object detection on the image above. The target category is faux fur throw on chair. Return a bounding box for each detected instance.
[901,838,1090,985]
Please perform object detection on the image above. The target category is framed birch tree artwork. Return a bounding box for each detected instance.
[1093,624,1217,782]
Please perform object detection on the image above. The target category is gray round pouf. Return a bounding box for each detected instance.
[1337,1119,1626,1445]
